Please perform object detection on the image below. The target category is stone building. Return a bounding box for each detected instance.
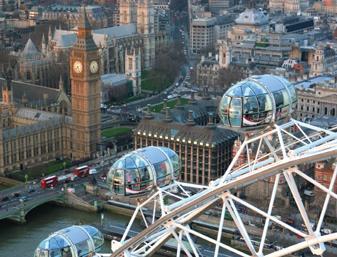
[47,0,167,96]
[294,75,337,121]
[289,43,337,78]
[208,0,231,14]
[101,73,132,102]
[313,160,337,217]
[134,113,238,185]
[196,54,221,93]
[41,5,108,29]
[190,15,233,54]
[132,94,237,185]
[218,8,319,70]
[269,0,309,14]
[0,7,102,174]
[0,77,71,114]
[16,37,56,88]
[315,160,337,193]
[0,75,72,174]
[69,7,101,160]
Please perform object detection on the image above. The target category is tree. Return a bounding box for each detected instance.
[154,42,186,82]
[218,66,245,92]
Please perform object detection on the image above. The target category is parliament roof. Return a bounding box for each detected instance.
[0,79,65,106]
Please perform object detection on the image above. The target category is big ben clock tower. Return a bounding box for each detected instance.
[70,6,101,160]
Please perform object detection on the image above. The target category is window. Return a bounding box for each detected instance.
[128,57,133,70]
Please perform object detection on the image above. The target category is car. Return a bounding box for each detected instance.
[321,228,332,234]
[28,188,35,193]
[274,245,283,251]
[13,192,20,197]
[100,174,107,181]
[19,196,28,202]
[89,168,98,175]
[304,190,314,196]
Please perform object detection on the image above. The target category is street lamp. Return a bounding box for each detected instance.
[100,212,104,227]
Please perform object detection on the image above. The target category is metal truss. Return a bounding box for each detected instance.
[100,119,337,257]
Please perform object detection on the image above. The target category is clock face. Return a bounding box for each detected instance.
[73,61,83,74]
[90,61,99,74]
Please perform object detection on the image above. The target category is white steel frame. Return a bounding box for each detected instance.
[98,119,337,257]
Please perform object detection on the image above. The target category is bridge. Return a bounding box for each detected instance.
[0,187,65,223]
[96,119,337,257]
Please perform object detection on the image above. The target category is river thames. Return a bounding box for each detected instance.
[0,203,128,257]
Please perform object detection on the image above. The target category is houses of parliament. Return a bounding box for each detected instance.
[0,7,101,175]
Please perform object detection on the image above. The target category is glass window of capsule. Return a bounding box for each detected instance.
[219,75,297,130]
[107,146,180,196]
[34,225,104,257]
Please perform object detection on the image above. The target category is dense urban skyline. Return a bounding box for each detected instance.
[1,0,337,257]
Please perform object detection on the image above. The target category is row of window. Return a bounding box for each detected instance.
[4,141,61,165]
[298,105,336,116]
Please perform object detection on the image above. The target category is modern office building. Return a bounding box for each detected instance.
[134,114,238,185]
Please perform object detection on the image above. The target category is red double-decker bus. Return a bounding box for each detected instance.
[41,176,58,189]
[73,165,90,178]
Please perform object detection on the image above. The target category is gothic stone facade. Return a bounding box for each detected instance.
[0,8,102,174]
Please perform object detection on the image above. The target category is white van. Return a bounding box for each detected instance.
[89,168,98,175]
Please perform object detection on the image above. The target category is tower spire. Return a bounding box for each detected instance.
[74,5,97,50]
[41,33,47,56]
[78,5,91,30]
[58,75,64,91]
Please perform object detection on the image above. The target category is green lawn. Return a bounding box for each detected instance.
[101,127,132,138]
[150,98,189,113]
[9,160,72,182]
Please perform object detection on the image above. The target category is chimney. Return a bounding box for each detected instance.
[187,110,195,125]
[164,107,172,122]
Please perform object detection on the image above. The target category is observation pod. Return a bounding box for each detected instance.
[219,74,297,131]
[34,225,104,257]
[107,146,180,196]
